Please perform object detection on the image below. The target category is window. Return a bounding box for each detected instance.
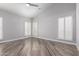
[65,16,73,41]
[0,17,3,39]
[33,21,38,36]
[58,18,64,39]
[25,21,31,36]
[58,16,73,41]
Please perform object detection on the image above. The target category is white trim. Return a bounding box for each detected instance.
[0,36,31,43]
[35,36,76,45]
[0,36,76,46]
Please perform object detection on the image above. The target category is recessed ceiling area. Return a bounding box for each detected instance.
[0,3,76,18]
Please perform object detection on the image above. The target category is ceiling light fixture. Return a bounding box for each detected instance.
[25,3,39,7]
[26,3,30,7]
[25,3,41,9]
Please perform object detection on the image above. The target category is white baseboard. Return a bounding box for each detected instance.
[34,36,76,45]
[0,36,76,46]
[0,36,31,43]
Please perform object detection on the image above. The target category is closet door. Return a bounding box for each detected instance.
[65,16,73,41]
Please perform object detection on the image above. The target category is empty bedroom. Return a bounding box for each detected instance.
[0,3,79,56]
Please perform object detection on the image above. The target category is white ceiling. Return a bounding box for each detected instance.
[0,3,76,18]
[0,3,51,18]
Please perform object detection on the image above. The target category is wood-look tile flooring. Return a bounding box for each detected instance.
[0,37,78,56]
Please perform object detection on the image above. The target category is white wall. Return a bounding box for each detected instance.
[0,9,30,41]
[76,4,79,49]
[33,3,76,42]
[0,3,76,43]
[34,13,58,39]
